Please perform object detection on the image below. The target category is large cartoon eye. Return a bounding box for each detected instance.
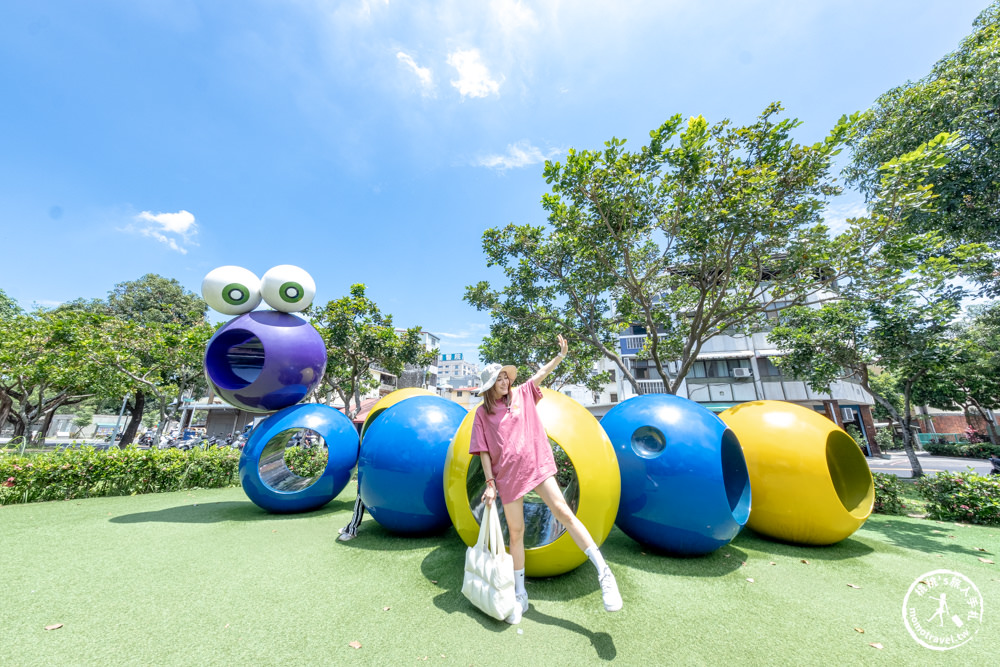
[260,265,315,312]
[202,266,262,315]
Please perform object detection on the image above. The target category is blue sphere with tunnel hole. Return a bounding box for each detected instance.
[601,394,751,556]
[239,403,359,513]
[359,396,468,535]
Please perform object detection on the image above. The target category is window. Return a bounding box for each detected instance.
[725,359,751,375]
[758,357,784,377]
[635,367,649,379]
[610,393,618,403]
[608,369,616,381]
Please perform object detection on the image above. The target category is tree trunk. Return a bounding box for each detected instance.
[969,400,999,447]
[34,407,57,447]
[119,390,144,448]
[0,392,12,435]
[867,385,923,478]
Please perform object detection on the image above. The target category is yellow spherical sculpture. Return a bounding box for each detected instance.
[444,388,620,577]
[360,388,436,438]
[719,401,874,545]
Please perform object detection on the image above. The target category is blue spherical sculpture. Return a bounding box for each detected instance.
[359,396,467,535]
[204,310,327,413]
[602,394,751,556]
[240,403,359,513]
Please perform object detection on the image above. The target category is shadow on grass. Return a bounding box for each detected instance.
[109,499,352,524]
[730,528,876,560]
[418,542,618,659]
[600,527,749,577]
[860,516,995,557]
[336,521,460,552]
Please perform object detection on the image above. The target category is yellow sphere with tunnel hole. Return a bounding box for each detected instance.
[360,388,437,438]
[719,400,874,545]
[444,388,620,577]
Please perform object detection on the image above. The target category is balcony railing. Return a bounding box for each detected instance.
[637,380,666,394]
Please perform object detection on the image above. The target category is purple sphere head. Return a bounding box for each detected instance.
[204,311,327,413]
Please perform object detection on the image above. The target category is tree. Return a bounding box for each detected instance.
[57,275,208,446]
[0,288,22,320]
[62,312,213,446]
[847,2,1000,271]
[310,284,434,416]
[917,302,1000,446]
[477,309,610,392]
[769,136,993,478]
[0,309,114,444]
[106,273,208,326]
[467,104,860,395]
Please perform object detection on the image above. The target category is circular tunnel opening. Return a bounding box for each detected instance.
[826,430,874,518]
[631,425,666,459]
[259,427,328,493]
[720,429,752,525]
[205,329,266,389]
[466,438,580,549]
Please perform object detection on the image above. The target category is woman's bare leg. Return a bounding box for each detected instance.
[533,476,596,551]
[533,476,623,611]
[503,496,526,571]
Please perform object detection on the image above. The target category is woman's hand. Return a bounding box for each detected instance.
[481,483,497,506]
[556,334,568,359]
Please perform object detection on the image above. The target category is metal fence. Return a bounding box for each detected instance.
[915,433,969,445]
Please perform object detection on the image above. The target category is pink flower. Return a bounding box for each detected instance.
[4,477,14,487]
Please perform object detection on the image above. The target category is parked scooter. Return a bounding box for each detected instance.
[989,455,1000,476]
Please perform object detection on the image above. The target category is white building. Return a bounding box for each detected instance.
[437,352,479,389]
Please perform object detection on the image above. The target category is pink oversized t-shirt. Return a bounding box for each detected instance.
[469,382,557,503]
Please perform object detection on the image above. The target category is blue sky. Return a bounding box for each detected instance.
[0,0,990,364]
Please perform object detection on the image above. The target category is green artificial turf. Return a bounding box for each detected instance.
[2,486,998,666]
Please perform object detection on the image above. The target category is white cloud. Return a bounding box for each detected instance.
[476,140,561,170]
[490,0,539,35]
[447,48,502,98]
[396,51,435,96]
[132,209,198,254]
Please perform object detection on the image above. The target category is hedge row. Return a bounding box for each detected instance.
[915,470,1000,527]
[0,446,241,505]
[922,440,997,460]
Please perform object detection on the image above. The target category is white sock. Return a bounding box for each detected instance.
[514,568,526,598]
[585,546,608,573]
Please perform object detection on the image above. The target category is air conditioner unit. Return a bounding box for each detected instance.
[732,367,753,378]
[841,407,856,422]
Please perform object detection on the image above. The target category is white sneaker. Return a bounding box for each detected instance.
[515,592,528,614]
[505,604,522,624]
[336,531,356,542]
[599,568,622,612]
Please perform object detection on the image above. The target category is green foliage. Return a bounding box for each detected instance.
[0,446,240,505]
[468,104,853,394]
[768,130,994,478]
[0,308,117,443]
[916,470,1000,526]
[848,1,1000,266]
[105,273,207,326]
[922,440,996,460]
[0,288,22,319]
[310,284,432,415]
[282,446,329,479]
[844,424,865,448]
[872,472,905,515]
[875,427,901,451]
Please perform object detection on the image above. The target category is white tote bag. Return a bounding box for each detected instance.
[461,502,517,621]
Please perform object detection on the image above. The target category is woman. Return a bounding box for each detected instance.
[471,335,622,625]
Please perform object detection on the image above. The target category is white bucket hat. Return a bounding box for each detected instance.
[475,363,518,396]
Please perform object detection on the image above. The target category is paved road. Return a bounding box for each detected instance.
[868,451,994,477]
